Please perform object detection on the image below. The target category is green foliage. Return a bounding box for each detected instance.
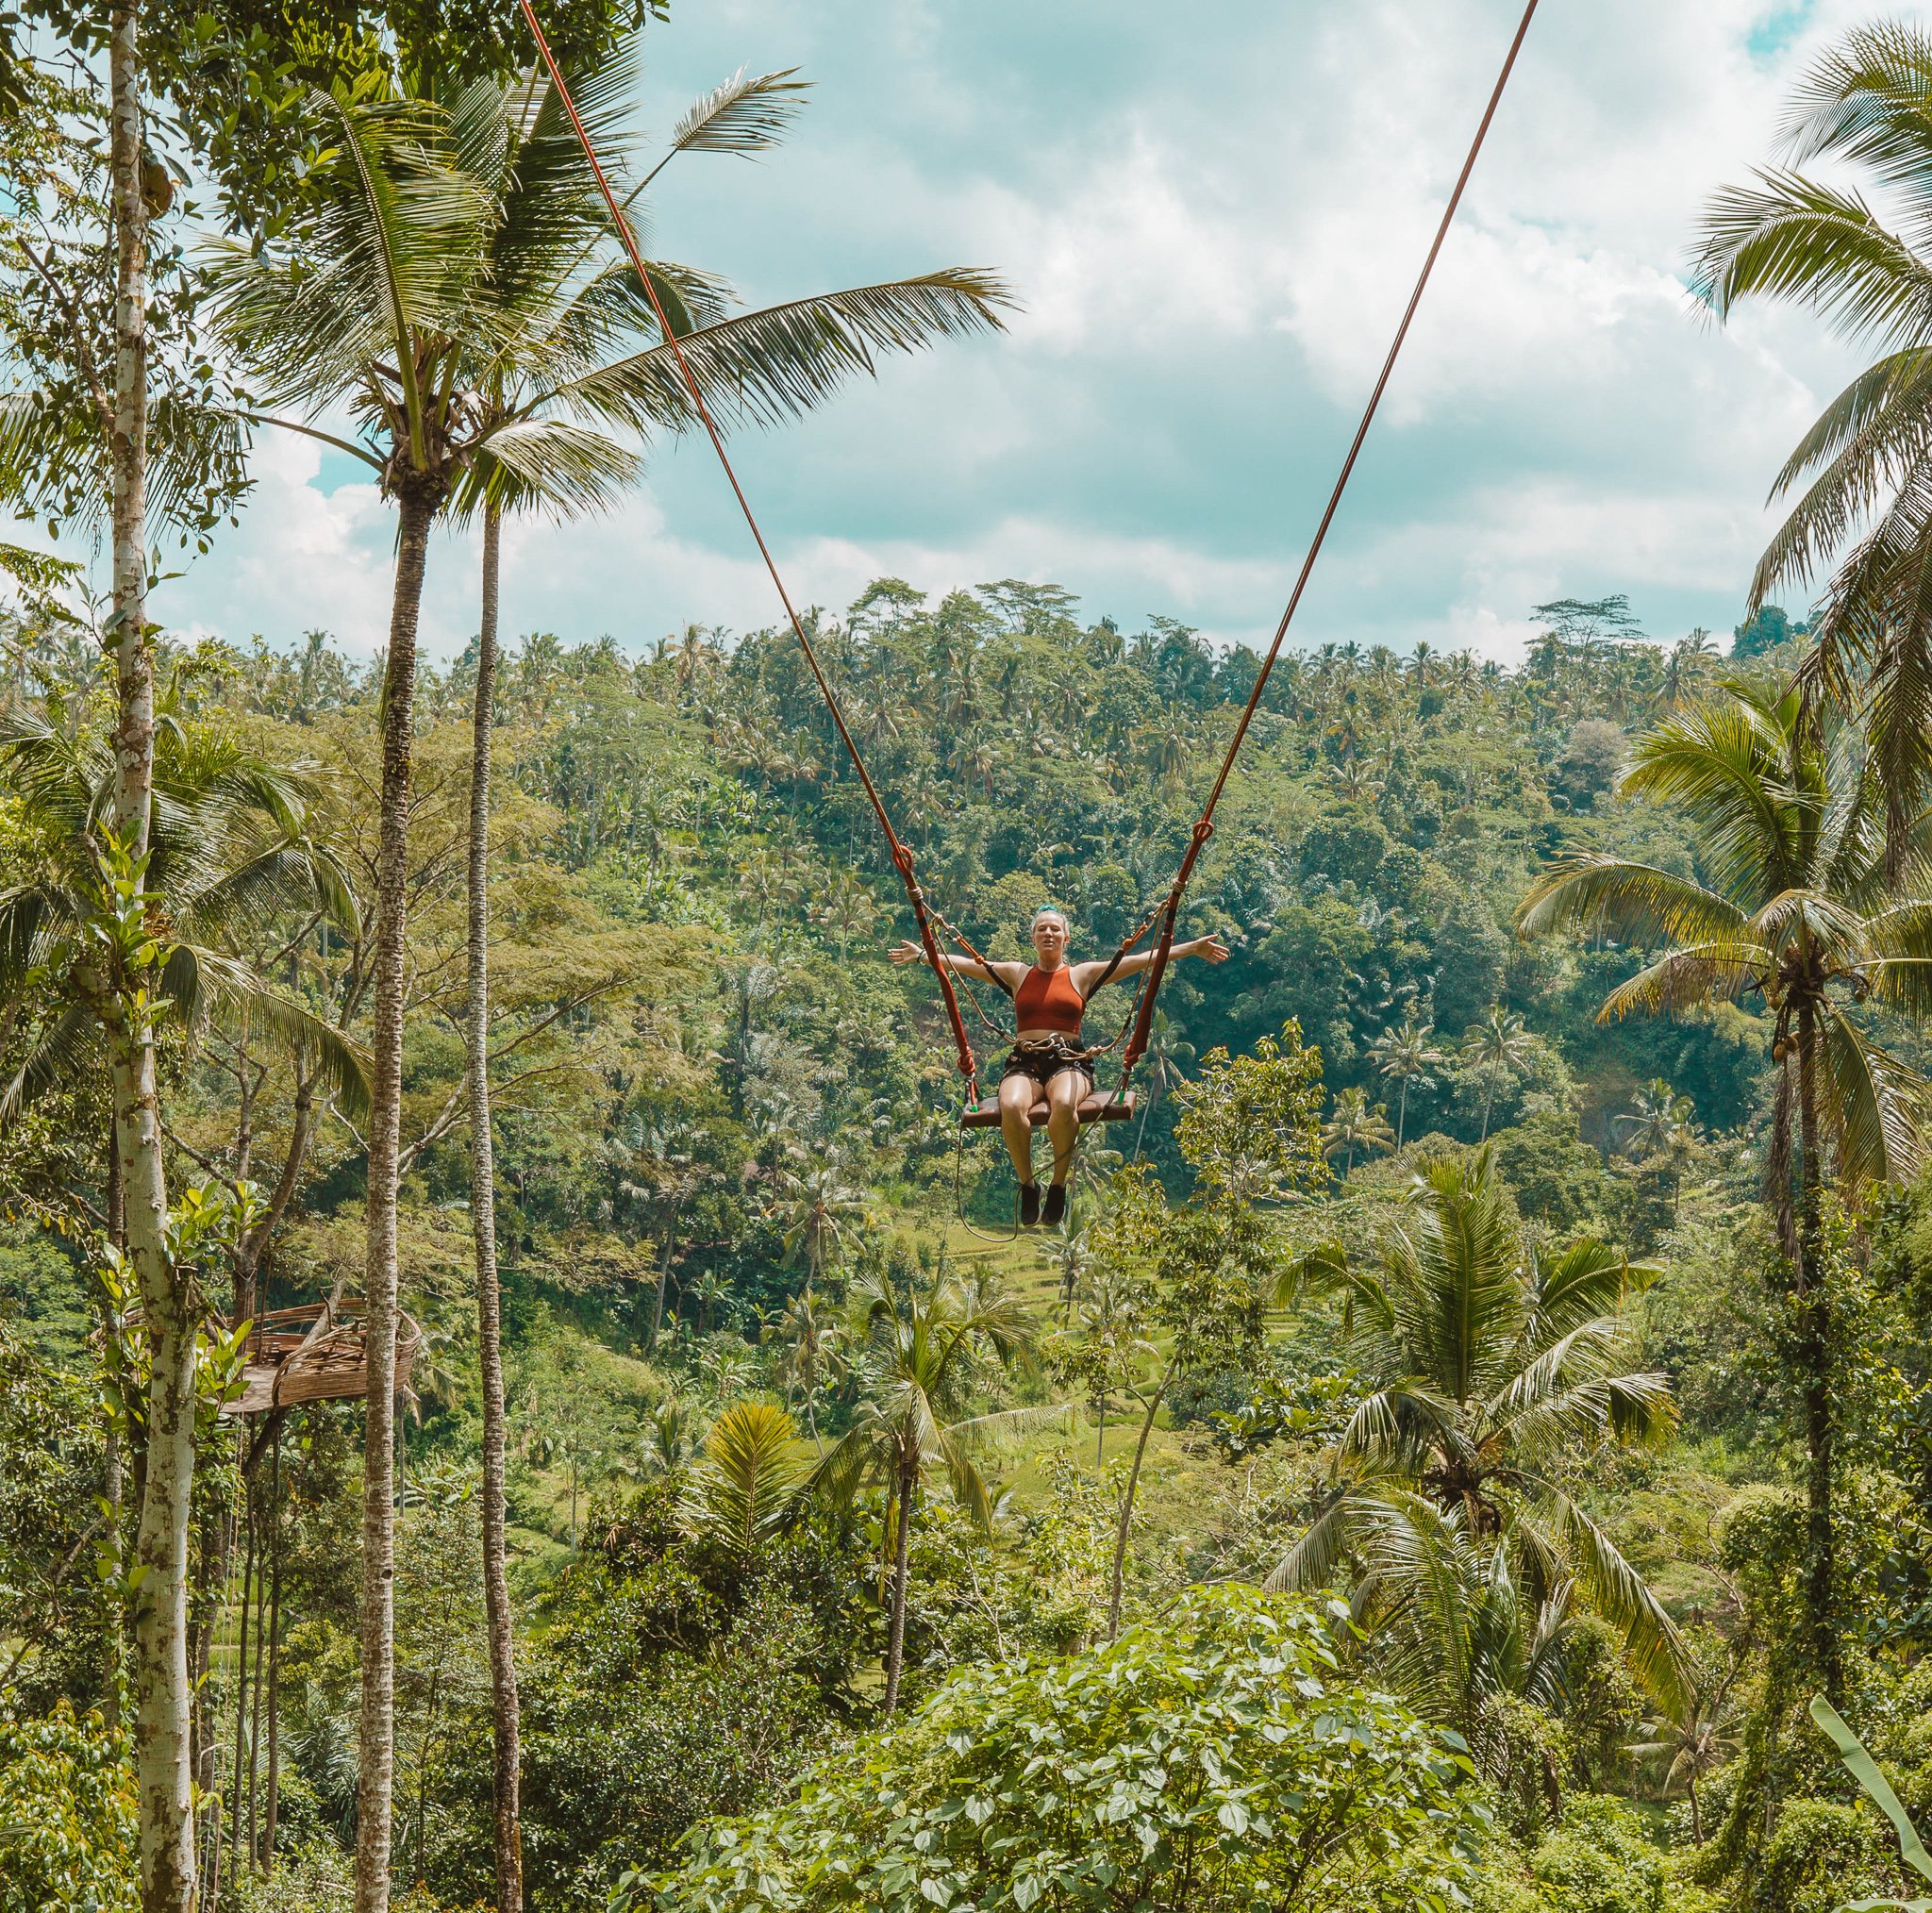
[1529,1794,1664,1913]
[640,1584,1489,1913]
[0,1702,136,1913]
[1276,1148,1690,1722]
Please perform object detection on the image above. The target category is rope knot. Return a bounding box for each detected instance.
[892,844,917,881]
[1191,818,1216,847]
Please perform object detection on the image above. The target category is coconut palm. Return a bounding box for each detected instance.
[0,701,367,1128]
[1322,1086,1396,1181]
[774,1157,872,1288]
[1691,23,1932,861]
[1129,1008,1195,1160]
[1616,1079,1694,1164]
[1461,1005,1535,1141]
[1517,680,1932,1698]
[1628,1672,1740,1846]
[764,1287,846,1450]
[1341,1495,1588,1787]
[1370,1016,1445,1148]
[809,1269,1040,1712]
[1273,1148,1690,1713]
[207,73,1008,1884]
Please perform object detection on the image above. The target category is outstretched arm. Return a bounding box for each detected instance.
[890,941,1019,990]
[1076,934,1230,990]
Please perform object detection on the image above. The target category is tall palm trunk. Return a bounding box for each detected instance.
[467,506,524,1912]
[1792,994,1842,1702]
[1396,1077,1408,1149]
[883,1458,917,1715]
[108,12,192,1908]
[1108,1355,1178,1644]
[357,476,438,1913]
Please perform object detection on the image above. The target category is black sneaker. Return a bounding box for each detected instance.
[1042,1184,1068,1227]
[1019,1183,1041,1228]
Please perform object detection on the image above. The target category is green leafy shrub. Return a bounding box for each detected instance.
[641,1584,1487,1913]
[1755,1798,1901,1913]
[1529,1794,1664,1913]
[0,1704,136,1913]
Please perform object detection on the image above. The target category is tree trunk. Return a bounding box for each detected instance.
[1396,1077,1408,1150]
[263,1423,283,1876]
[357,480,436,1913]
[103,1127,126,1734]
[648,1231,672,1355]
[1108,1357,1177,1644]
[109,17,192,1901]
[1688,1774,1702,1847]
[467,506,524,1913]
[883,1459,917,1715]
[1793,996,1842,1703]
[229,1476,255,1882]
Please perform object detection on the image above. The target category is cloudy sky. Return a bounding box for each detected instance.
[148,0,1894,661]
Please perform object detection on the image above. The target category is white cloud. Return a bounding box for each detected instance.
[158,0,1922,663]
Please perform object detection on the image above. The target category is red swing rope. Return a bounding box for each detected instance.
[1120,0,1543,1086]
[518,0,985,1096]
[525,0,1541,1108]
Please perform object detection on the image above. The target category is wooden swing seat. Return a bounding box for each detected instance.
[961,1089,1137,1130]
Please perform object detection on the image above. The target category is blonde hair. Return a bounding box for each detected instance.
[1030,906,1069,933]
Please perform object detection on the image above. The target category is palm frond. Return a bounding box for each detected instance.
[0,1002,97,1130]
[1690,168,1932,347]
[1544,1490,1695,1715]
[163,947,372,1118]
[663,68,809,161]
[1516,856,1747,951]
[550,272,1016,433]
[458,417,640,524]
[678,1397,808,1552]
[1820,1006,1932,1189]
[1597,944,1770,1022]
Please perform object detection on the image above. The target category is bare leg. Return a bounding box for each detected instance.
[1045,1073,1090,1187]
[998,1074,1038,1185]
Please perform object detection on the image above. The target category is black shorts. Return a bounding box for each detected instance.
[1001,1035,1095,1091]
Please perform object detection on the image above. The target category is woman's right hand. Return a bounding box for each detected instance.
[889,940,928,966]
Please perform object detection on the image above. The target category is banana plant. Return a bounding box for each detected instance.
[1811,1696,1932,1911]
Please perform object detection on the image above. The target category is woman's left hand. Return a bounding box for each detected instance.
[1191,934,1231,964]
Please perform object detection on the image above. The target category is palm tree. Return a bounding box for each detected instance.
[774,1157,872,1288]
[208,75,1008,1891]
[1628,1670,1740,1846]
[1274,1150,1690,1713]
[1617,1079,1694,1161]
[1461,1005,1535,1141]
[1322,1086,1396,1182]
[1345,1499,1588,1789]
[1129,1008,1195,1160]
[1518,681,1932,1699]
[1691,24,1932,861]
[0,704,367,1127]
[810,1269,1039,1712]
[764,1287,846,1450]
[1370,1017,1445,1148]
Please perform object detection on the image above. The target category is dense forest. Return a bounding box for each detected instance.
[14,6,1932,1913]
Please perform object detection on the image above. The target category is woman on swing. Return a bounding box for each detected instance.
[892,907,1228,1226]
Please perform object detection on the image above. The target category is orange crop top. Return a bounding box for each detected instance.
[1013,962,1085,1038]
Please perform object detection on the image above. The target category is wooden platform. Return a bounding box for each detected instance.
[961,1090,1137,1130]
[222,1298,421,1418]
